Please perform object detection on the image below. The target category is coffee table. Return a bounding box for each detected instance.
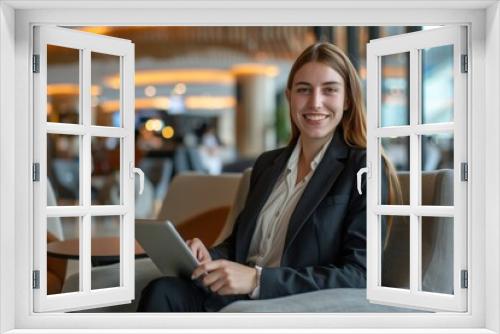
[47,237,147,266]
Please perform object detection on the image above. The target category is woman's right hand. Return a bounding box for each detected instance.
[186,238,212,263]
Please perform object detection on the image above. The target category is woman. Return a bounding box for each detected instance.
[137,42,399,312]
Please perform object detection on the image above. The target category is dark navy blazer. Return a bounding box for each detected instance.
[210,127,367,300]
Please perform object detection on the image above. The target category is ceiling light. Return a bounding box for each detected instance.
[231,64,279,77]
[47,84,101,96]
[99,97,170,113]
[105,69,234,89]
[144,85,157,97]
[185,96,236,110]
[173,83,186,95]
[162,126,175,139]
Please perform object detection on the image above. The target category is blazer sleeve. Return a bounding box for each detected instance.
[208,232,235,261]
[258,152,368,300]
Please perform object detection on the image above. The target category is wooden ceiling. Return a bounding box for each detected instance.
[48,26,317,64]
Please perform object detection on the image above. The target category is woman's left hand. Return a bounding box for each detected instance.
[191,260,258,295]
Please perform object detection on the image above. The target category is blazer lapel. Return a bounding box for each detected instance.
[283,129,349,256]
[235,145,294,262]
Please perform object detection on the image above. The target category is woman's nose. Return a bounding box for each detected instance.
[309,89,323,109]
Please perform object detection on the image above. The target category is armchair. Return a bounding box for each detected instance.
[62,168,453,313]
[62,172,243,311]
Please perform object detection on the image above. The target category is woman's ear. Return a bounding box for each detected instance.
[285,89,291,103]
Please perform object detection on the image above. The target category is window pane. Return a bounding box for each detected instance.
[421,216,454,294]
[381,215,410,289]
[91,52,121,127]
[380,52,410,127]
[421,133,454,206]
[91,137,121,205]
[421,45,454,124]
[91,216,121,290]
[47,134,80,206]
[47,45,80,124]
[46,217,79,294]
[380,137,410,205]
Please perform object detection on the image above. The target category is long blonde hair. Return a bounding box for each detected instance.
[287,42,402,247]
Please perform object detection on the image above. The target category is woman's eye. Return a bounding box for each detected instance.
[324,87,338,94]
[296,87,309,93]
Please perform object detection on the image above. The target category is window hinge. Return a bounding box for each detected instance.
[33,270,40,289]
[461,54,468,73]
[461,162,468,182]
[33,163,40,182]
[461,270,468,289]
[32,55,40,73]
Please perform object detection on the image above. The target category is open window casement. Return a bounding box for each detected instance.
[33,26,138,312]
[366,26,467,312]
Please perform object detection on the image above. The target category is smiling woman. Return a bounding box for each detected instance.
[136,42,400,312]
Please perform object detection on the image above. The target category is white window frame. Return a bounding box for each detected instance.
[33,26,136,312]
[0,1,498,333]
[366,26,468,312]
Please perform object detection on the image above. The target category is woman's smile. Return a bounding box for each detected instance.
[302,113,330,121]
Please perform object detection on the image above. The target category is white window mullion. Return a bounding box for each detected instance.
[46,123,127,138]
[375,126,412,138]
[46,123,85,135]
[415,123,454,135]
[46,206,127,217]
[81,48,91,206]
[374,205,454,217]
[410,214,420,292]
[78,49,85,206]
[409,48,420,209]
[119,216,124,288]
[46,206,85,217]
[409,48,420,293]
[80,214,91,293]
[81,48,92,294]
[375,123,454,138]
[89,126,126,138]
[90,205,127,216]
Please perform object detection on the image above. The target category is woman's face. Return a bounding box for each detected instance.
[287,61,346,144]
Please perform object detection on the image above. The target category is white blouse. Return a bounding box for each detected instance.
[246,134,333,269]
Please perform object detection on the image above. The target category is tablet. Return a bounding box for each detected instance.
[135,219,199,278]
